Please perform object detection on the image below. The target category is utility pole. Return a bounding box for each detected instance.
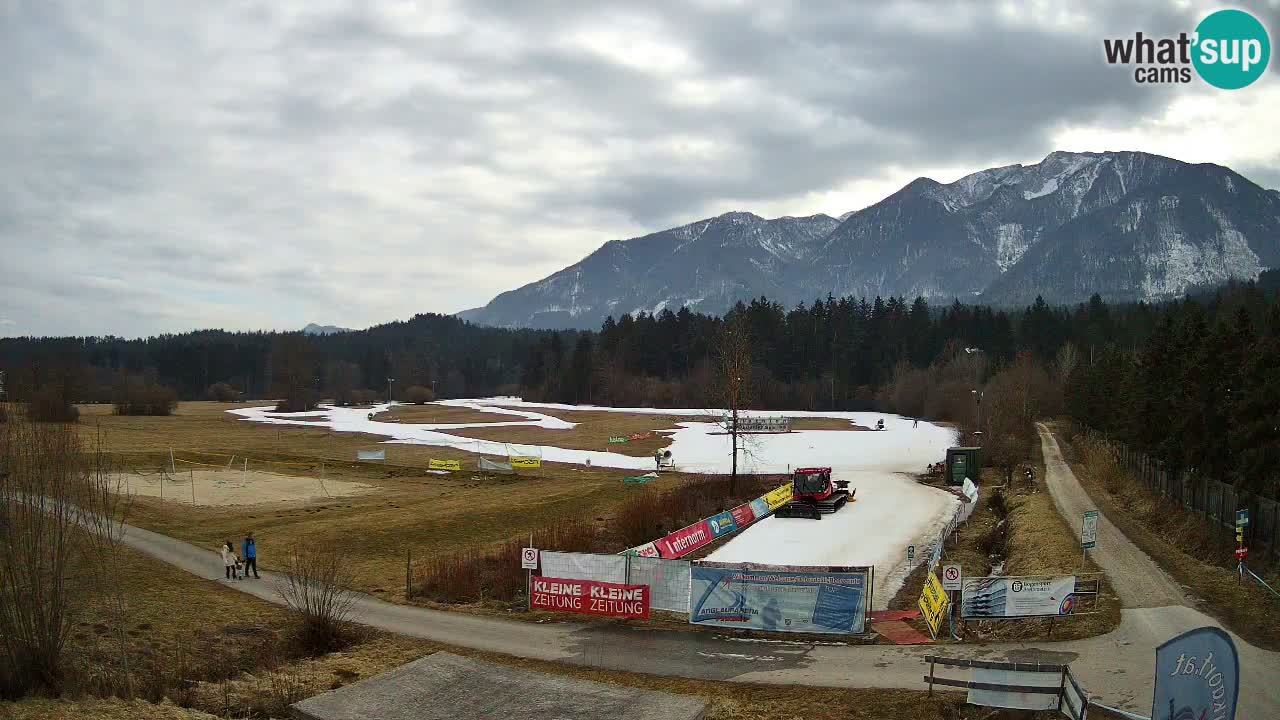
[386,377,395,404]
[971,388,983,445]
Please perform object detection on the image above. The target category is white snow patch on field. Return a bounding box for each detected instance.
[230,399,955,476]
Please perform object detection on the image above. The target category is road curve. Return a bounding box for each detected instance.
[115,454,1279,717]
[1035,423,1277,717]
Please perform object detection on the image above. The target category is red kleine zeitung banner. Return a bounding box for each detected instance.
[530,577,650,619]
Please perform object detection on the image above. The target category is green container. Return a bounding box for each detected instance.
[946,447,981,486]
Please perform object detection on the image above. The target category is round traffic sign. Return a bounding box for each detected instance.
[522,548,536,562]
[944,566,960,581]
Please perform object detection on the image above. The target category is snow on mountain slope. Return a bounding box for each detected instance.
[460,152,1279,328]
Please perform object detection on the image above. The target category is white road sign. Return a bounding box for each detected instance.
[907,545,916,563]
[1081,511,1099,550]
[942,563,963,591]
[521,547,539,570]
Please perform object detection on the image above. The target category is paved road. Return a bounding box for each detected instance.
[115,430,1279,718]
[1035,423,1277,716]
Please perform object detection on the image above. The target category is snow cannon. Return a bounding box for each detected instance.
[773,467,853,520]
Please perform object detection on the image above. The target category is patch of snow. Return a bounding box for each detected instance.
[1023,176,1059,200]
[1224,175,1236,193]
[994,223,1028,271]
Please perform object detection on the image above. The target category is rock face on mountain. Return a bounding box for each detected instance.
[460,151,1280,329]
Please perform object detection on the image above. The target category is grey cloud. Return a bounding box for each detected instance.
[0,0,1275,337]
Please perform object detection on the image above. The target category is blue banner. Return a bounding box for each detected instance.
[689,564,869,634]
[707,511,737,537]
[1152,627,1239,720]
[749,497,769,519]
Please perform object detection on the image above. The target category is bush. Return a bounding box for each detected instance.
[274,389,321,413]
[112,376,178,416]
[0,404,7,424]
[26,386,78,423]
[347,389,378,406]
[206,382,240,402]
[277,544,356,655]
[403,385,435,404]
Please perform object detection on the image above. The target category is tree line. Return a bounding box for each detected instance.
[1,273,1276,494]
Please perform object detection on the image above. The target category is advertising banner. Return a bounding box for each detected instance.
[961,576,1077,619]
[749,497,769,519]
[509,456,541,469]
[689,563,870,634]
[729,503,756,528]
[707,511,738,538]
[656,520,713,558]
[428,458,461,471]
[530,577,649,619]
[967,669,1063,711]
[622,542,661,558]
[607,436,628,444]
[763,483,794,511]
[1152,626,1239,720]
[917,571,949,638]
[629,431,653,441]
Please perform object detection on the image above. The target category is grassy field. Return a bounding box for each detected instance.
[75,402,704,601]
[1056,424,1280,651]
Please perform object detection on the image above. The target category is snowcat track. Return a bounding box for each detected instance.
[774,490,850,520]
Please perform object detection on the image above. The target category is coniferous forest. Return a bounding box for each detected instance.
[1,271,1277,494]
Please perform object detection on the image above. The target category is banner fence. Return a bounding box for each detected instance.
[540,551,690,613]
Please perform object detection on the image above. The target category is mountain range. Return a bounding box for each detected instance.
[459,151,1280,329]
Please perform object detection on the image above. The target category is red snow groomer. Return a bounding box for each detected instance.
[773,467,854,520]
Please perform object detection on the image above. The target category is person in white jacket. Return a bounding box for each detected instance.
[220,540,239,580]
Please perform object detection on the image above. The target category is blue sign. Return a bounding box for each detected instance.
[749,498,769,519]
[1152,627,1239,720]
[1235,509,1249,528]
[689,564,868,634]
[707,511,737,538]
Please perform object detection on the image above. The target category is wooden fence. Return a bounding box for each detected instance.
[1092,431,1279,566]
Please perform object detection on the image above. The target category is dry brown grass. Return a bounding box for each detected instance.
[2,539,1049,720]
[76,402,705,602]
[889,457,1121,643]
[0,698,223,720]
[1058,424,1280,651]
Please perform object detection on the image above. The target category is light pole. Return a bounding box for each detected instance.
[971,388,984,445]
[387,377,395,404]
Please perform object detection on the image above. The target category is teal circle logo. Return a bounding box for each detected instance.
[1193,9,1270,89]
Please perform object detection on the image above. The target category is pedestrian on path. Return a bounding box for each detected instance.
[242,531,260,579]
[220,540,239,580]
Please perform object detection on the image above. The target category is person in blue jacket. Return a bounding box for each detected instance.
[242,531,260,579]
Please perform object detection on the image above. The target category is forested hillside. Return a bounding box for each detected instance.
[2,273,1277,493]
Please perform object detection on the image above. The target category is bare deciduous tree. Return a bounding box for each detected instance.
[713,316,754,494]
[0,413,125,698]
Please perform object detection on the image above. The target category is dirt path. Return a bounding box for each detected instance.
[1036,423,1187,608]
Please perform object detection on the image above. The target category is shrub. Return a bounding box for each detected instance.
[112,376,178,416]
[0,403,7,424]
[277,544,357,655]
[1,416,124,698]
[206,382,240,402]
[26,385,78,423]
[403,385,435,404]
[274,389,321,413]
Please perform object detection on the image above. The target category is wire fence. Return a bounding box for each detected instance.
[1090,431,1279,566]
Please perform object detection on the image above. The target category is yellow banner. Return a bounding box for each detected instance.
[509,456,541,469]
[917,571,950,638]
[428,458,461,471]
[763,483,794,511]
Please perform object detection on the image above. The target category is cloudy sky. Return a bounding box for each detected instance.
[2,0,1277,338]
